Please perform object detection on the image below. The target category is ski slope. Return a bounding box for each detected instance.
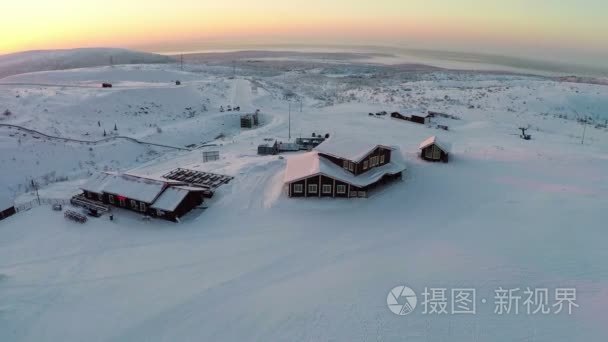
[0,60,607,342]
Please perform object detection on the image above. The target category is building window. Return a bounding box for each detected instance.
[350,191,358,197]
[108,195,115,204]
[348,161,354,172]
[343,160,349,169]
[294,184,303,193]
[156,209,164,216]
[363,160,368,170]
[97,193,103,201]
[119,198,126,207]
[139,202,147,212]
[337,185,346,194]
[372,156,379,166]
[130,199,138,210]
[308,184,318,194]
[322,184,332,194]
[380,155,385,164]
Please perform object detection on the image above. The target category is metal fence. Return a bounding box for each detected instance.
[15,198,70,213]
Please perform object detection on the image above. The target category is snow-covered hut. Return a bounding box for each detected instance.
[419,136,451,163]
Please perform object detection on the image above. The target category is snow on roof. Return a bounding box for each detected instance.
[80,172,115,194]
[125,172,184,185]
[284,151,406,188]
[82,172,167,203]
[173,185,208,192]
[419,136,452,152]
[314,137,394,162]
[150,187,190,212]
[102,174,167,203]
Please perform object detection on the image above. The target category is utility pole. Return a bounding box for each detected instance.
[288,102,291,141]
[581,118,587,145]
[573,108,587,145]
[31,179,40,205]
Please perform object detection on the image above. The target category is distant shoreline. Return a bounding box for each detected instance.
[159,45,608,79]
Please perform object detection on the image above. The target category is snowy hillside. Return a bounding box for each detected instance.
[0,57,607,342]
[0,48,172,79]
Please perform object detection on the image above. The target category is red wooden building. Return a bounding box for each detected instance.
[80,172,206,222]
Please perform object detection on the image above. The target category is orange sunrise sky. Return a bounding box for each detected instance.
[2,0,607,66]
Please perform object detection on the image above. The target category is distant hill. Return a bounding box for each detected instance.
[0,48,173,79]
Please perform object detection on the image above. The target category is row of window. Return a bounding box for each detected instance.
[342,154,387,172]
[85,192,104,202]
[342,160,355,172]
[108,194,147,212]
[87,192,168,217]
[293,183,347,194]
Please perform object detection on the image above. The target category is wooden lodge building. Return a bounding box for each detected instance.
[80,172,207,222]
[419,136,451,163]
[284,138,406,198]
[391,112,431,125]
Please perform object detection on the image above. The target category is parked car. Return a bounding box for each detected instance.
[102,83,112,88]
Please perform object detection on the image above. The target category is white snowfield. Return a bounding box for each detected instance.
[0,58,608,342]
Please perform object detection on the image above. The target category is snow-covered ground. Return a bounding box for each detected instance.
[1,57,607,341]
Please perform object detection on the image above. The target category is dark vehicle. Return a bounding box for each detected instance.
[87,208,102,217]
[102,83,112,88]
